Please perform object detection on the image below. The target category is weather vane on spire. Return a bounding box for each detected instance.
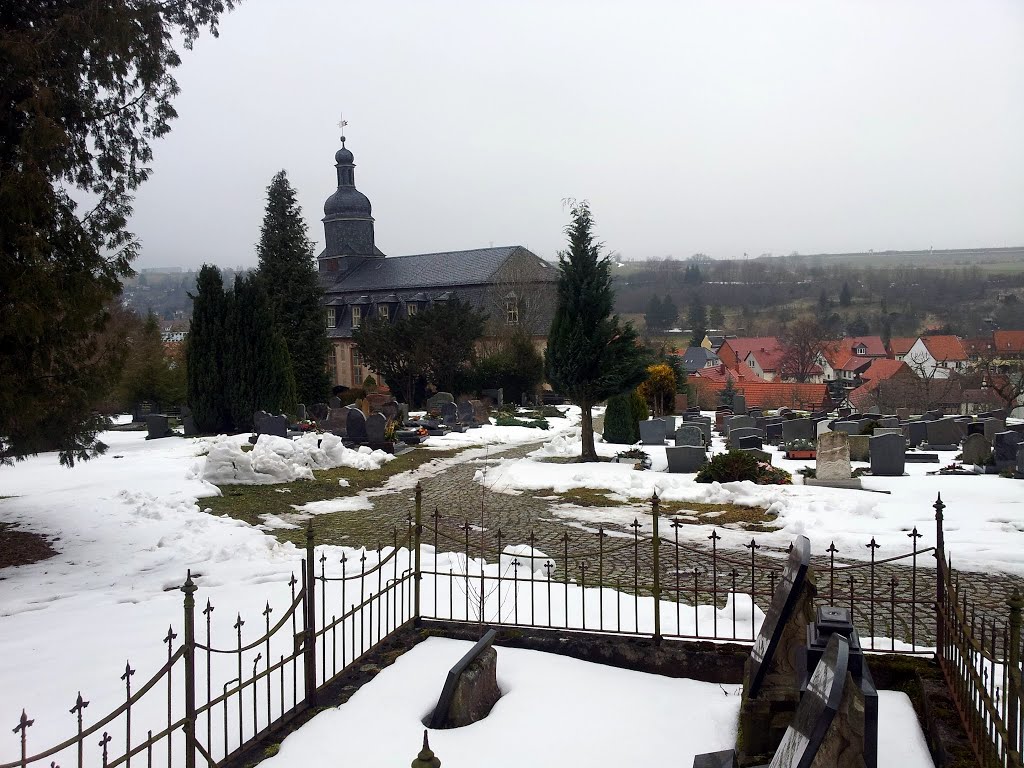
[338,113,348,146]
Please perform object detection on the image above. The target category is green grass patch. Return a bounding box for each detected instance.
[202,447,458,547]
[660,500,776,532]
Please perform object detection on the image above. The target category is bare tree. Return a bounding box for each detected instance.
[778,319,831,383]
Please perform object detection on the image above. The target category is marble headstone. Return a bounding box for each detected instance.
[816,432,852,481]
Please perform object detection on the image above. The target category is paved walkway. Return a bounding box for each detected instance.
[338,435,1023,648]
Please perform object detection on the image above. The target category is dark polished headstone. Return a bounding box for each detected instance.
[639,419,667,445]
[738,435,763,450]
[366,412,387,444]
[145,414,171,440]
[666,445,707,473]
[905,421,927,448]
[926,417,961,448]
[253,410,287,438]
[728,427,763,448]
[869,433,905,476]
[346,406,368,442]
[994,431,1023,468]
[782,418,814,444]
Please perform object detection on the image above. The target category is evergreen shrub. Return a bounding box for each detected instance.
[603,394,637,444]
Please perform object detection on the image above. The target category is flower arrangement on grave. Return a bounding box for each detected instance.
[384,419,397,442]
[695,450,792,484]
[783,438,815,451]
[296,419,319,433]
[615,448,652,470]
[416,427,428,436]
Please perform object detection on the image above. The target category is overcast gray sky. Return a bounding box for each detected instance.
[129,0,1024,269]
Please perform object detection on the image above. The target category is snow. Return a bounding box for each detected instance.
[260,637,934,768]
[418,409,576,451]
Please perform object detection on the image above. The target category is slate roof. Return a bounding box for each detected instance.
[325,246,552,292]
[681,346,720,373]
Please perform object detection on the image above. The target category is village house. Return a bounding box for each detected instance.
[903,335,969,379]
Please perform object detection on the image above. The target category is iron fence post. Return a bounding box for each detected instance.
[1008,588,1022,758]
[181,572,197,768]
[414,483,423,626]
[651,492,662,643]
[304,521,317,707]
[934,493,946,658]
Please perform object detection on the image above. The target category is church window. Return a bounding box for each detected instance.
[327,348,337,382]
[351,306,362,329]
[325,307,335,329]
[505,296,519,325]
[352,347,365,382]
[379,305,389,321]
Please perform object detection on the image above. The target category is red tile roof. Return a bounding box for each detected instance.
[922,335,968,362]
[717,337,780,369]
[888,337,917,356]
[693,361,759,383]
[860,358,909,383]
[694,379,831,410]
[993,330,1024,355]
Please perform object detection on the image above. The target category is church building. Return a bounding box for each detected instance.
[318,136,558,389]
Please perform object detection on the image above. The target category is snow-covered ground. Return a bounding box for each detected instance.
[480,421,1024,576]
[0,409,987,766]
[261,637,935,768]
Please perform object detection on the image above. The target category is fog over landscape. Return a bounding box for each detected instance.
[128,0,1024,269]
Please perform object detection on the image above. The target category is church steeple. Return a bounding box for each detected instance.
[320,123,377,271]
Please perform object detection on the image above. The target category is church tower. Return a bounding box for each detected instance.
[319,134,378,273]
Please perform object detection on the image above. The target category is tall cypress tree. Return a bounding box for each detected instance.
[186,265,231,433]
[227,274,296,431]
[256,170,331,406]
[545,202,650,461]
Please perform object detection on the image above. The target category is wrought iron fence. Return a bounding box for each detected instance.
[4,484,1021,768]
[418,491,937,652]
[935,495,1024,768]
[2,523,416,768]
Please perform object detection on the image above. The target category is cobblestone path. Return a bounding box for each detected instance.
[333,436,1024,649]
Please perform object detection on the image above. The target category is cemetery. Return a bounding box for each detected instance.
[2,402,1024,767]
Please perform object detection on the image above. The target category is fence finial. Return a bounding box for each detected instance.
[411,729,441,767]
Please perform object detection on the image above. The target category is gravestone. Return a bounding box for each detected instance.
[471,399,490,426]
[295,403,306,423]
[675,425,704,447]
[816,420,832,437]
[904,453,939,463]
[481,388,504,408]
[366,412,387,444]
[848,434,870,463]
[832,420,859,436]
[457,400,477,427]
[346,407,368,442]
[733,394,747,415]
[660,415,677,433]
[896,407,911,422]
[1018,446,1024,478]
[329,396,342,409]
[145,414,172,440]
[764,421,784,445]
[426,391,455,411]
[983,418,1005,442]
[440,402,465,432]
[923,410,943,421]
[905,421,927,448]
[253,411,287,438]
[715,410,732,430]
[870,433,906,476]
[366,393,390,413]
[925,418,961,449]
[324,407,347,433]
[308,402,329,421]
[815,432,851,482]
[428,630,501,729]
[737,536,815,761]
[877,416,898,429]
[782,418,814,444]
[748,408,763,419]
[738,435,762,450]
[729,415,756,432]
[873,427,902,436]
[639,419,667,445]
[729,427,763,449]
[666,446,707,473]
[180,405,197,437]
[993,431,1023,469]
[377,400,398,423]
[961,433,992,466]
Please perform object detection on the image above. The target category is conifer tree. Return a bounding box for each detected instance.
[226,274,296,431]
[602,393,637,444]
[256,171,331,405]
[688,296,708,348]
[186,265,231,433]
[839,281,853,307]
[645,295,664,331]
[662,294,679,329]
[545,202,650,461]
[720,375,738,408]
